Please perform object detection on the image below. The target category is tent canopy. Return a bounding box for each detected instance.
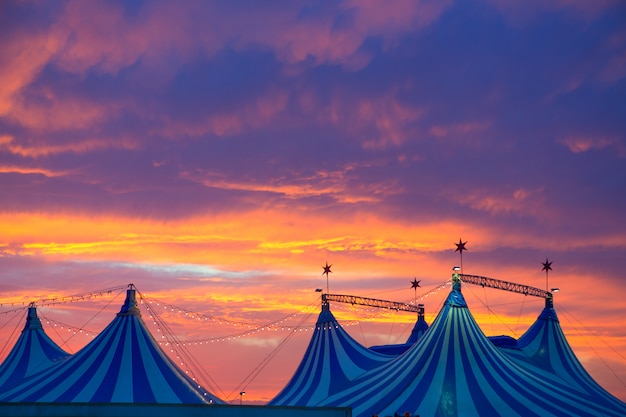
[0,287,222,405]
[0,305,70,391]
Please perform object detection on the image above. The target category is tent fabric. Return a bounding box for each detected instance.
[316,277,626,417]
[0,305,69,391]
[0,288,222,405]
[370,308,429,355]
[405,309,429,344]
[269,301,393,406]
[500,296,626,412]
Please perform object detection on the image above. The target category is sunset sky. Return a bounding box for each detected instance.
[1,0,625,404]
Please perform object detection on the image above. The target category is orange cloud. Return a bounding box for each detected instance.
[180,163,401,204]
[0,164,69,177]
[0,210,465,278]
[0,134,137,157]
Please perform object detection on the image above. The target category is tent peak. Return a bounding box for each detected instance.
[537,294,559,322]
[117,285,140,316]
[316,300,335,325]
[445,270,467,307]
[24,304,44,331]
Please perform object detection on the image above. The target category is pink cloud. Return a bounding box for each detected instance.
[8,92,118,132]
[454,187,547,217]
[1,1,452,136]
[302,89,424,148]
[156,88,289,139]
[0,22,65,116]
[0,134,137,158]
[429,121,491,138]
[547,28,626,98]
[357,98,424,148]
[179,160,402,204]
[43,0,453,78]
[247,0,451,70]
[51,1,150,75]
[560,136,625,157]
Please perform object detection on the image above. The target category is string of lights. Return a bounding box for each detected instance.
[138,284,454,345]
[139,295,228,400]
[225,298,322,402]
[142,293,317,325]
[39,317,99,338]
[0,285,128,309]
[142,300,317,345]
[0,282,453,354]
[141,296,304,328]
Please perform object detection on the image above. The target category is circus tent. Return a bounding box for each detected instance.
[370,304,429,355]
[314,274,626,417]
[0,286,223,405]
[269,301,393,406]
[500,296,626,412]
[405,305,429,344]
[0,304,69,391]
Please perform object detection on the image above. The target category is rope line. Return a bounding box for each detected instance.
[559,304,626,388]
[0,309,26,359]
[142,298,227,400]
[226,297,320,402]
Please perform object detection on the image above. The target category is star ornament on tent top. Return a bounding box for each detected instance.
[410,278,421,289]
[455,238,468,253]
[322,262,332,277]
[542,258,553,272]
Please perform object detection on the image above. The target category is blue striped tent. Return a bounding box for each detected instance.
[318,275,626,417]
[405,306,429,344]
[501,296,626,413]
[370,305,429,355]
[0,304,69,390]
[0,287,222,404]
[269,301,393,406]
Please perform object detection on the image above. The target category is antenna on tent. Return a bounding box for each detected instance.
[455,238,468,273]
[410,278,421,316]
[322,262,332,294]
[542,258,552,292]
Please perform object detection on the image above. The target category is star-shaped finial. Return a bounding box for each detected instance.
[322,261,332,277]
[542,258,553,272]
[410,278,421,289]
[455,238,468,253]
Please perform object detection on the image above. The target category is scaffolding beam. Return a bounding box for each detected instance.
[459,274,550,299]
[322,293,422,313]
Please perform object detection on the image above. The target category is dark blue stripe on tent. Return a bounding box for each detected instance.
[131,319,157,403]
